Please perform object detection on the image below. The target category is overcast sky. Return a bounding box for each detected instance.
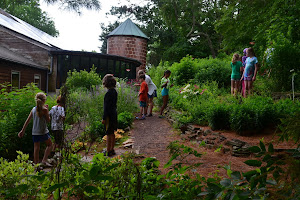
[40,0,136,52]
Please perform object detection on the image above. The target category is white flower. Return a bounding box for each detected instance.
[183,95,187,99]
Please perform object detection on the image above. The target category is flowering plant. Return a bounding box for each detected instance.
[179,84,207,99]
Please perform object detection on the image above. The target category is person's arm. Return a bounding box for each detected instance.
[161,79,168,88]
[252,63,258,81]
[240,70,245,81]
[18,111,33,138]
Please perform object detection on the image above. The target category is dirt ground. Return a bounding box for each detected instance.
[129,112,297,178]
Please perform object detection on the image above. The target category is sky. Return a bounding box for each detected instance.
[40,0,135,52]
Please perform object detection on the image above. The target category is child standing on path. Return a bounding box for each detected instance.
[137,70,157,117]
[49,96,65,151]
[231,53,243,95]
[102,74,118,157]
[136,74,148,120]
[241,47,258,97]
[18,92,52,166]
[159,70,173,118]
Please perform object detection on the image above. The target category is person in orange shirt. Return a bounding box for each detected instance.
[136,74,148,120]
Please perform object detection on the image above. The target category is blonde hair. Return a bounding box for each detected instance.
[35,92,46,118]
[231,53,240,64]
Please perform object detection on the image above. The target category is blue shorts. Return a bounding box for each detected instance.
[148,90,157,98]
[139,101,147,107]
[32,132,50,143]
[161,88,169,96]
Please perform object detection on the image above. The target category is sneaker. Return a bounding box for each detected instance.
[146,113,153,117]
[159,115,165,118]
[108,150,116,156]
[136,116,146,120]
[40,162,52,168]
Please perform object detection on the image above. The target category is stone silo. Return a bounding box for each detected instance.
[107,19,149,72]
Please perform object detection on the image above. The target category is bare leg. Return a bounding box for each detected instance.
[148,97,154,115]
[42,139,52,163]
[160,95,169,115]
[33,142,40,164]
[107,134,115,152]
[231,80,234,95]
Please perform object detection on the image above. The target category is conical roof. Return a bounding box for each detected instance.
[107,18,149,40]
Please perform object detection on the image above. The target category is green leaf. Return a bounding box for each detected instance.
[260,141,266,152]
[84,186,99,193]
[197,191,209,196]
[54,189,60,200]
[268,143,274,153]
[243,170,257,182]
[47,182,68,192]
[231,171,241,180]
[263,154,272,162]
[94,175,113,181]
[244,160,262,167]
[266,179,277,185]
[220,178,232,187]
[248,146,261,153]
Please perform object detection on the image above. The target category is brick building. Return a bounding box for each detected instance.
[0,9,145,93]
[107,19,149,72]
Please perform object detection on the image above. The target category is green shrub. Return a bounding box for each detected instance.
[66,66,102,91]
[87,121,105,141]
[207,103,231,130]
[0,83,56,160]
[118,111,134,129]
[171,56,197,85]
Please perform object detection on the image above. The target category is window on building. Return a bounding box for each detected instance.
[34,74,41,89]
[11,71,20,89]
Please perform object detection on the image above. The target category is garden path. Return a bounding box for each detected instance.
[129,113,176,172]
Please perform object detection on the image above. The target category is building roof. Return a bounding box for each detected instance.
[0,9,61,48]
[0,46,46,70]
[107,18,149,40]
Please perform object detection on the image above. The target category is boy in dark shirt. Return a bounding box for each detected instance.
[136,74,148,120]
[102,74,118,156]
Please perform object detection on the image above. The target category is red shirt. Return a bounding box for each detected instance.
[139,81,148,102]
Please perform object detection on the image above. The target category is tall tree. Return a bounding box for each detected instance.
[43,0,101,14]
[159,0,224,58]
[0,0,59,36]
[100,0,213,66]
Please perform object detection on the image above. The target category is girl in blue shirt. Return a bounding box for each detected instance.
[240,48,258,97]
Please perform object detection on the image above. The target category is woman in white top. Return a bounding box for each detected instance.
[137,70,157,116]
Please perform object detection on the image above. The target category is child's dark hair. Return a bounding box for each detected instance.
[102,74,116,88]
[139,74,146,80]
[163,70,171,77]
[247,47,255,57]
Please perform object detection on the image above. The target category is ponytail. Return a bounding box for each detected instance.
[35,92,46,118]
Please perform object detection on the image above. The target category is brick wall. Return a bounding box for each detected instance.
[107,36,147,70]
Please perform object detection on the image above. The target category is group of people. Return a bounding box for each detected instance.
[230,47,259,97]
[19,70,174,164]
[18,94,65,167]
[135,69,173,120]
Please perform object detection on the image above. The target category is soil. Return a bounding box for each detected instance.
[64,112,297,179]
[127,112,297,178]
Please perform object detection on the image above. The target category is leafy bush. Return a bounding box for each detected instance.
[66,66,102,91]
[207,103,231,130]
[118,111,134,129]
[0,83,56,160]
[268,35,300,91]
[171,56,198,85]
[66,79,138,142]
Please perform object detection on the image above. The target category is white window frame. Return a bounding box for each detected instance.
[11,71,20,89]
[34,74,41,89]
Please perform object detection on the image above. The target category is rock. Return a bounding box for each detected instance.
[219,135,227,142]
[212,132,220,136]
[207,136,217,140]
[225,139,246,148]
[204,139,215,145]
[188,133,198,140]
[203,129,212,136]
[206,144,214,149]
[179,125,188,134]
